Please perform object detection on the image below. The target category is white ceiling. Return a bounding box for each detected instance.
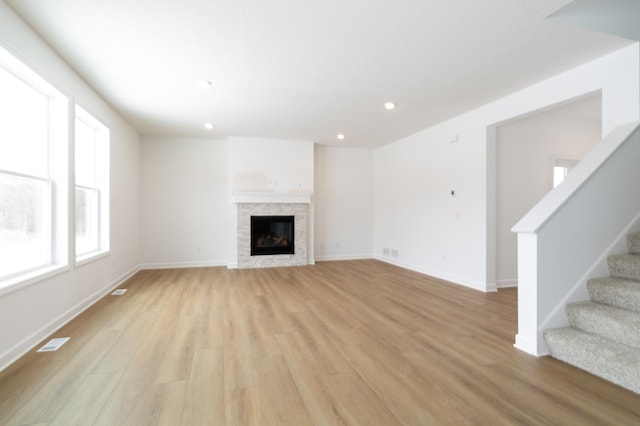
[5,0,633,148]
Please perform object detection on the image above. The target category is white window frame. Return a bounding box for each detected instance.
[0,45,69,293]
[74,105,110,263]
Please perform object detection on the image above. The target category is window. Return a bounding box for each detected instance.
[0,46,68,284]
[75,106,109,259]
[553,158,580,188]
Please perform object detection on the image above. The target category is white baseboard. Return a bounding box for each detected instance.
[0,264,140,373]
[314,253,373,262]
[140,260,228,270]
[514,332,549,357]
[497,279,518,288]
[373,255,493,292]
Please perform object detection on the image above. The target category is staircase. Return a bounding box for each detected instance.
[544,232,640,394]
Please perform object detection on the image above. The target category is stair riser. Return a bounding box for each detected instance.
[607,255,640,281]
[566,305,640,349]
[544,328,640,394]
[628,233,640,255]
[587,279,640,313]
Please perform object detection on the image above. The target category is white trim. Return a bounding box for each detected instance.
[514,333,547,356]
[0,264,69,297]
[314,253,373,262]
[140,260,228,270]
[75,250,110,268]
[496,279,518,288]
[373,255,494,292]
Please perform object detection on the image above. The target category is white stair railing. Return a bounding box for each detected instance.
[512,122,640,356]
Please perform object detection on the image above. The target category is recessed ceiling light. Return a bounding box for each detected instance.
[384,102,396,110]
[204,122,214,130]
[336,133,345,140]
[196,79,212,88]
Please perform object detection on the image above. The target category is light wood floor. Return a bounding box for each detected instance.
[1,260,640,425]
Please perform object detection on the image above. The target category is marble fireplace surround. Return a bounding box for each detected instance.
[234,193,311,269]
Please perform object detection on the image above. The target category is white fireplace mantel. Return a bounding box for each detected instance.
[231,191,312,204]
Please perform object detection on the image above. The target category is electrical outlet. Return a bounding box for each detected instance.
[383,247,390,255]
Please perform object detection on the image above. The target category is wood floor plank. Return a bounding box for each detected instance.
[5,328,121,425]
[0,353,61,423]
[402,349,531,424]
[324,372,402,425]
[287,310,353,374]
[93,311,173,425]
[225,387,261,426]
[194,269,226,350]
[223,292,259,391]
[305,300,367,348]
[182,348,225,426]
[338,334,441,424]
[154,312,199,384]
[275,332,350,425]
[147,380,188,426]
[255,355,313,425]
[91,310,157,374]
[49,372,122,426]
[244,297,287,358]
[1,260,639,425]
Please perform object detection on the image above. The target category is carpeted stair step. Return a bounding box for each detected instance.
[544,327,640,394]
[566,301,640,349]
[628,232,640,255]
[607,254,640,281]
[587,277,640,313]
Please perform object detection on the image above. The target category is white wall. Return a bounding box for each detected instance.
[141,137,316,268]
[374,119,488,289]
[140,139,378,267]
[140,137,228,267]
[227,137,314,194]
[496,96,602,287]
[314,145,374,260]
[374,43,639,292]
[0,1,141,370]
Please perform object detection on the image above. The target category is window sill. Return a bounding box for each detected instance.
[76,250,110,267]
[0,264,70,297]
[0,250,112,298]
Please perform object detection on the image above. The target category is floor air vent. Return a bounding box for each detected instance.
[37,337,70,352]
[112,289,127,295]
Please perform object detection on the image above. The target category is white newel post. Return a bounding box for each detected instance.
[514,232,544,356]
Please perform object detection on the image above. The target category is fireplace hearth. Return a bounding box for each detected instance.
[251,215,295,256]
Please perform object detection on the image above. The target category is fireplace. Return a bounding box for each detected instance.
[235,201,308,268]
[251,215,295,256]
